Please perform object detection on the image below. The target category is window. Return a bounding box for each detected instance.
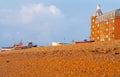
[103,39,105,41]
[100,39,104,41]
[92,26,95,28]
[109,27,114,31]
[106,35,108,38]
[113,20,115,23]
[109,34,114,38]
[109,19,114,24]
[106,21,108,25]
[97,24,100,27]
[108,38,110,41]
[100,35,105,39]
[97,37,99,39]
[102,28,108,32]
[113,27,115,30]
[106,28,108,31]
[97,30,99,33]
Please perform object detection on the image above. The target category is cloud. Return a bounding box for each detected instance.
[0,3,67,45]
[0,3,64,25]
[0,9,19,24]
[0,3,86,46]
[20,3,64,24]
[49,5,62,16]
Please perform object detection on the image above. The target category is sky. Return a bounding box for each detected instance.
[0,0,120,48]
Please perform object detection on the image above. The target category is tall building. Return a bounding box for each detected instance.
[91,5,120,42]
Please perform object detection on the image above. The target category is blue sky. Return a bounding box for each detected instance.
[0,0,120,48]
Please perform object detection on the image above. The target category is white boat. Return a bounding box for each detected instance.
[1,47,14,52]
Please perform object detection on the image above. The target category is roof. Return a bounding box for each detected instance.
[114,9,120,16]
[95,9,120,23]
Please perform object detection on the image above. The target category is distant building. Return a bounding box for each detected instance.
[91,4,120,42]
[52,42,65,46]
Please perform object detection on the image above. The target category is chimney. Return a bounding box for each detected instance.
[97,4,101,10]
[94,4,103,16]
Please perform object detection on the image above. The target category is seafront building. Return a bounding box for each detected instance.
[91,5,120,42]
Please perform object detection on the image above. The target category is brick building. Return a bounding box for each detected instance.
[91,5,120,42]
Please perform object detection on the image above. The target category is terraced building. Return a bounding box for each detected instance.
[91,5,120,42]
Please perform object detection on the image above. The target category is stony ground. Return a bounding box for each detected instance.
[0,40,120,77]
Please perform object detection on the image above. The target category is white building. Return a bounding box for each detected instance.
[52,42,65,46]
